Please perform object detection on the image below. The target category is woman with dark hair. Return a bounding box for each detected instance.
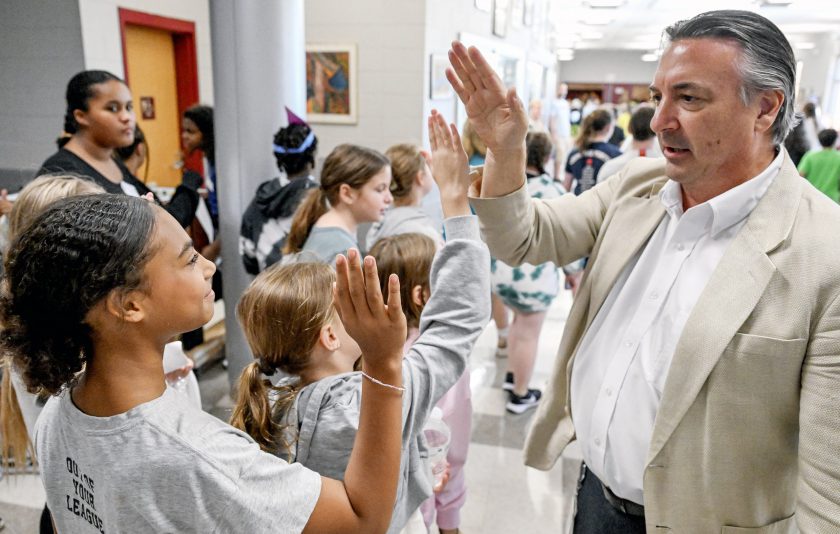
[182,104,217,219]
[115,125,148,179]
[38,70,200,228]
[240,108,321,274]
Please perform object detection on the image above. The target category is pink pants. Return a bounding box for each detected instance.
[420,370,472,530]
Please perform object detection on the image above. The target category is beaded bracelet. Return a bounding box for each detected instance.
[361,371,405,394]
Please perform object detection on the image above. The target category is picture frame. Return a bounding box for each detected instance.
[305,44,357,124]
[475,0,492,12]
[523,0,535,26]
[430,54,454,100]
[511,0,524,30]
[493,0,510,37]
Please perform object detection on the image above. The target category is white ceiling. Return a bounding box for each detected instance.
[547,0,840,55]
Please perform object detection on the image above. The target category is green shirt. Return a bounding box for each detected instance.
[798,149,840,202]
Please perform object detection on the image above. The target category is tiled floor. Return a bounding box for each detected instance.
[0,290,581,533]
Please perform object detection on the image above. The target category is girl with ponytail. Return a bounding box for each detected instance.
[1,193,408,533]
[38,70,200,228]
[283,144,392,264]
[564,107,621,195]
[232,111,491,534]
[365,143,443,249]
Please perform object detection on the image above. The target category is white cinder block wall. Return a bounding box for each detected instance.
[78,0,215,104]
[304,0,427,158]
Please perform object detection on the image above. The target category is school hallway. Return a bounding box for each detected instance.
[0,291,580,534]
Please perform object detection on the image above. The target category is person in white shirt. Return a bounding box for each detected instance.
[446,8,840,534]
[548,82,572,179]
[600,105,661,180]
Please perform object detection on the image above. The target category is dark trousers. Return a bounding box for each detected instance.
[573,465,646,534]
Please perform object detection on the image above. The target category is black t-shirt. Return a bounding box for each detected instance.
[38,148,199,228]
[565,142,623,195]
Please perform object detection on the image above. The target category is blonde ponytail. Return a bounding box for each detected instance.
[229,361,301,459]
[232,262,337,459]
[1,363,34,473]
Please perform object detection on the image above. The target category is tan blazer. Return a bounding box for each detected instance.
[470,153,840,533]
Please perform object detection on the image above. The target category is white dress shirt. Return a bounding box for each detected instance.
[570,150,783,505]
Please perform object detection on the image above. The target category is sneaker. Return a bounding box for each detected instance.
[506,389,542,414]
[502,372,515,392]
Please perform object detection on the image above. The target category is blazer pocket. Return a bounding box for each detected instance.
[721,512,795,533]
[725,333,807,357]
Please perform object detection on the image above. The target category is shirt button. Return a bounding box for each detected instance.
[650,292,659,300]
[676,243,684,251]
[624,341,632,348]
[594,438,602,446]
[605,388,613,397]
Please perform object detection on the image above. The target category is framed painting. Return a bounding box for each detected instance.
[430,54,453,100]
[306,44,357,124]
[475,0,492,12]
[493,0,510,38]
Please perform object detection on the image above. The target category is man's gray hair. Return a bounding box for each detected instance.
[664,10,798,146]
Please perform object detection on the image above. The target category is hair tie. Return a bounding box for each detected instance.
[273,131,316,155]
[257,359,276,377]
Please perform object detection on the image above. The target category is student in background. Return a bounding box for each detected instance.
[283,144,392,265]
[366,143,443,249]
[240,108,319,274]
[231,110,490,534]
[798,128,840,202]
[115,125,149,180]
[38,70,199,228]
[564,109,621,195]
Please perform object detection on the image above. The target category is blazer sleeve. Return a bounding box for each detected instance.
[797,290,840,530]
[469,171,620,268]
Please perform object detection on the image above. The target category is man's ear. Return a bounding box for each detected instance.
[337,183,358,205]
[103,289,146,324]
[318,322,341,351]
[755,89,784,135]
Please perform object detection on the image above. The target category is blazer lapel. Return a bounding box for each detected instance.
[647,153,803,464]
[585,194,665,325]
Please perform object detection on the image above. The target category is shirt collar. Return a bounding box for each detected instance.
[659,149,783,237]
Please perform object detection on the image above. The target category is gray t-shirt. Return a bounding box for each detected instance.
[35,387,321,533]
[301,226,357,265]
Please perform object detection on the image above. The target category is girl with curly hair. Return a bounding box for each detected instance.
[1,194,408,533]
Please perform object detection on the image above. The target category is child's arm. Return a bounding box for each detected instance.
[395,113,490,431]
[302,249,406,534]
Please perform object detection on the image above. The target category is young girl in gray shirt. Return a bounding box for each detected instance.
[3,193,409,533]
[232,117,489,534]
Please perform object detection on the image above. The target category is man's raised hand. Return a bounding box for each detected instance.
[446,41,528,155]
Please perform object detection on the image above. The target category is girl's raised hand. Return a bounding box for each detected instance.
[446,41,528,155]
[428,110,471,217]
[333,249,406,373]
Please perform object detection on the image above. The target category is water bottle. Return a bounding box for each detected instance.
[163,341,190,395]
[423,407,451,487]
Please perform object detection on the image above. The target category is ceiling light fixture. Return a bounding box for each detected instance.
[579,31,605,40]
[794,42,816,49]
[585,0,626,7]
[641,53,659,62]
[580,13,615,25]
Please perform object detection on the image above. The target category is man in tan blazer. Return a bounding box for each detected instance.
[445,9,840,533]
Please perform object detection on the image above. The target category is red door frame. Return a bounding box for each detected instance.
[118,8,203,173]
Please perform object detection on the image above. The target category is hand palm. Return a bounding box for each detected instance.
[464,86,526,152]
